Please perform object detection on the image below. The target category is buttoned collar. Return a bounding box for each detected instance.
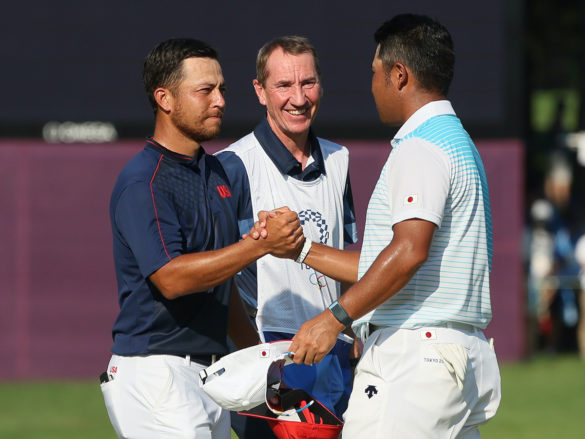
[392,100,456,146]
[253,118,326,180]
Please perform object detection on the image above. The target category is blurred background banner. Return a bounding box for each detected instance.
[1,1,522,140]
[2,0,585,379]
[0,139,523,379]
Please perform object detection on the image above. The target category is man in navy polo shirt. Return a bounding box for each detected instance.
[100,38,305,439]
[216,36,360,437]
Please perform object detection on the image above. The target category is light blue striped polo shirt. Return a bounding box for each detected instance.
[353,100,493,330]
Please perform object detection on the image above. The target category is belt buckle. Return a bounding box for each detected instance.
[188,353,220,366]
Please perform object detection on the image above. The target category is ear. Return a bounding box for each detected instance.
[253,79,266,106]
[392,62,409,91]
[154,87,173,113]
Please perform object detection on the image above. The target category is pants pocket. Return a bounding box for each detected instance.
[433,343,469,391]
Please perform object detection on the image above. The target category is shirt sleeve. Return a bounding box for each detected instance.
[387,138,450,228]
[114,181,181,278]
[215,150,258,309]
[343,168,358,245]
[215,150,254,238]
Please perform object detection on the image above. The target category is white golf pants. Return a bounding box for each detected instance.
[100,354,230,439]
[342,325,501,438]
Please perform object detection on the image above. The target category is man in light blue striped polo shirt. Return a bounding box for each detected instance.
[288,13,501,438]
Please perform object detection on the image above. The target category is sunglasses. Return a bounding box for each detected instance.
[265,353,315,416]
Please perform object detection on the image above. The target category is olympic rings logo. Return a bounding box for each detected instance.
[309,272,328,288]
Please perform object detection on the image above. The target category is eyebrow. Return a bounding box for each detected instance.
[195,80,225,88]
[274,75,317,86]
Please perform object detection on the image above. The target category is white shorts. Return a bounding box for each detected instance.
[100,354,230,439]
[342,325,501,439]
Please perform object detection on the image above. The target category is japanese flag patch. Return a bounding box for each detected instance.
[420,329,437,340]
[404,194,418,206]
[259,348,270,358]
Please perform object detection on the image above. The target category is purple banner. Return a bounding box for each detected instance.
[0,138,524,379]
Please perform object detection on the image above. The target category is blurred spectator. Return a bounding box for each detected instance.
[525,198,555,350]
[575,235,585,359]
[526,148,585,354]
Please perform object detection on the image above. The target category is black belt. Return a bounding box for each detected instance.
[171,353,222,366]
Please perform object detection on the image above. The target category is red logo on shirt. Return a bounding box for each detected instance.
[216,185,232,198]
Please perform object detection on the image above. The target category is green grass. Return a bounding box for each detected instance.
[0,355,582,438]
[0,380,114,439]
[0,379,239,439]
[479,354,585,438]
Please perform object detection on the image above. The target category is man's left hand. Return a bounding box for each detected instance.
[289,310,345,365]
[243,207,295,240]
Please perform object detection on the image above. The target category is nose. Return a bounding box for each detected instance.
[289,84,307,106]
[213,89,226,109]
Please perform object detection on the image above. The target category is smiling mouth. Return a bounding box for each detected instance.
[286,108,309,116]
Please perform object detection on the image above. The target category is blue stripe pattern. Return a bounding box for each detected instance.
[355,114,493,329]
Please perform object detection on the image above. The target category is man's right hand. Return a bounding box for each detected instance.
[247,207,305,259]
[243,207,284,240]
[266,210,305,258]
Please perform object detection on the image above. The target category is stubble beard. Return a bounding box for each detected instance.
[172,111,222,144]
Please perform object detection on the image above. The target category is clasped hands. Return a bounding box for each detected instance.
[243,207,359,366]
[244,206,305,260]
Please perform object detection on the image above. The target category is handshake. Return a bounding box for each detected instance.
[243,207,309,262]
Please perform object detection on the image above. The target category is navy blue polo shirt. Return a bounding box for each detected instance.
[216,119,357,309]
[109,138,238,357]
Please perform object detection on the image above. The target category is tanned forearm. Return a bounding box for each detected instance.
[289,219,436,366]
[337,220,435,320]
[303,243,360,284]
[338,238,425,320]
[150,210,303,299]
[150,237,269,299]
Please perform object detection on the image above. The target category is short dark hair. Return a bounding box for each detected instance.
[142,38,218,113]
[374,14,455,96]
[256,36,321,86]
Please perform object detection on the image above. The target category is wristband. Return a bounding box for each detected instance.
[295,238,312,264]
[328,300,353,328]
